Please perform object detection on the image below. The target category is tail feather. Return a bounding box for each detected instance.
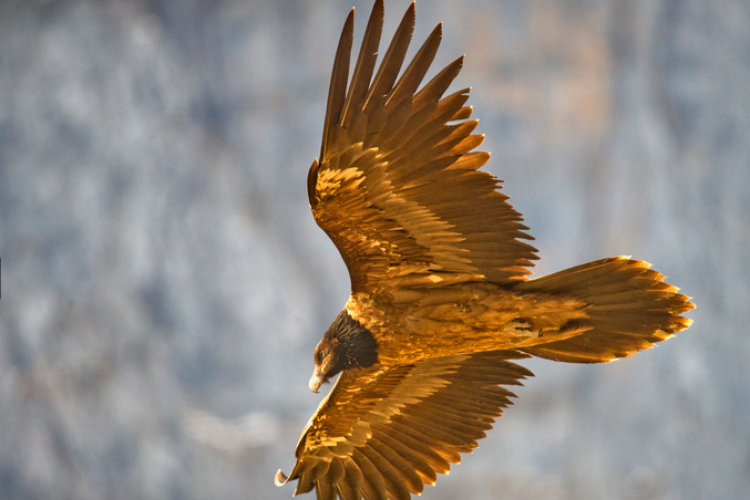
[516,256,694,363]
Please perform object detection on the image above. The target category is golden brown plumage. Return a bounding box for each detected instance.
[276,2,695,499]
[278,351,532,499]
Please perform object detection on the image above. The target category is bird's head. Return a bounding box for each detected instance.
[309,337,341,393]
[309,309,378,393]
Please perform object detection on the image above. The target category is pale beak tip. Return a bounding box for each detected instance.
[309,374,322,393]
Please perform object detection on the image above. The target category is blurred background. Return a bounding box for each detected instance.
[1,0,748,499]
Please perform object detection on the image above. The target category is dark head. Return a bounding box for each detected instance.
[309,309,378,392]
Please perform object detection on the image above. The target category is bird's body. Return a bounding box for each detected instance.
[275,2,695,499]
[348,282,588,364]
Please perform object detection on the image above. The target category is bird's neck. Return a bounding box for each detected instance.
[330,309,379,369]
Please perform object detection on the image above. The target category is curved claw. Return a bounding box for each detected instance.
[274,469,289,487]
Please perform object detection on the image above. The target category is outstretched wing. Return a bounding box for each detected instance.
[308,0,538,294]
[275,351,533,500]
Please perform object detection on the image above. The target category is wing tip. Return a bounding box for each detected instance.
[275,469,290,487]
[404,1,416,25]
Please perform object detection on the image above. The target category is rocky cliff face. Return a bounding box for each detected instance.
[0,1,747,499]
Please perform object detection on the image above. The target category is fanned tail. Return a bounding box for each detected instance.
[516,256,695,363]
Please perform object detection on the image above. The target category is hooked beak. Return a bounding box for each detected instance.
[309,367,324,393]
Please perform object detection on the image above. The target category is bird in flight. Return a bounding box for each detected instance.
[275,1,695,499]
